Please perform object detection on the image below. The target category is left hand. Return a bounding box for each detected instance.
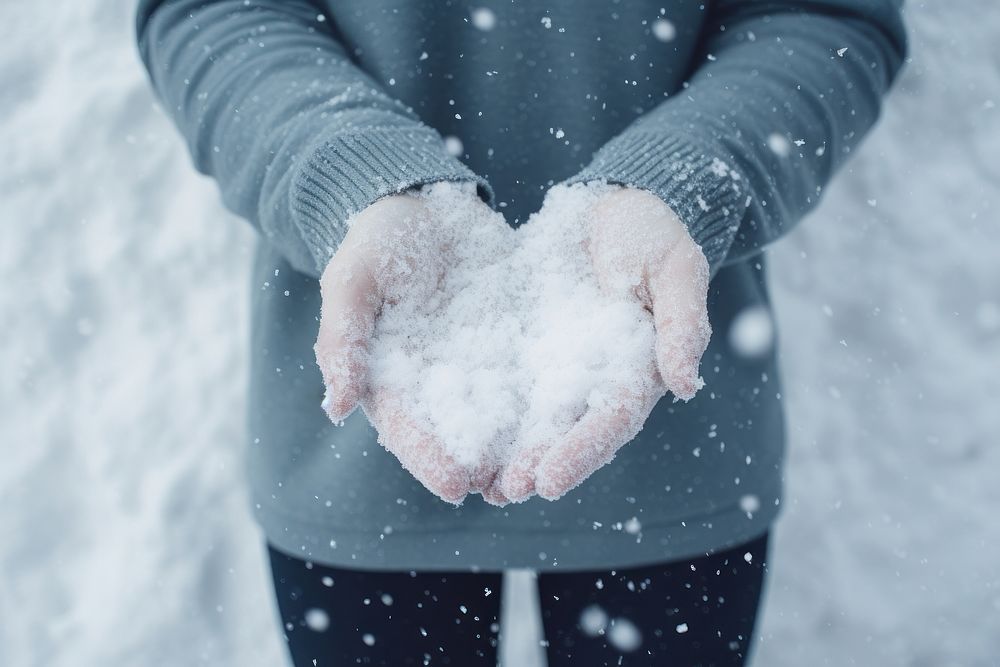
[490,186,713,502]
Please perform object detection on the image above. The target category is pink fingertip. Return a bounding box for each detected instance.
[666,373,705,402]
[327,404,357,423]
[481,484,511,507]
[439,487,468,506]
[535,475,571,501]
[469,466,497,494]
[422,458,474,505]
[534,457,580,500]
[323,390,358,423]
[658,355,704,401]
[415,462,471,505]
[498,462,537,503]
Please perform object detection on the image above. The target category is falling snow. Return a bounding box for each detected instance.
[304,608,330,632]
[3,3,997,667]
[728,306,775,358]
[443,135,464,157]
[652,18,677,43]
[607,617,642,652]
[579,604,609,636]
[767,132,793,157]
[470,7,497,31]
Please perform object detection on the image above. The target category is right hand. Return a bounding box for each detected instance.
[314,186,503,505]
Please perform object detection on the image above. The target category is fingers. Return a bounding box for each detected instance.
[481,482,511,507]
[314,254,379,422]
[469,461,498,494]
[496,440,548,503]
[472,457,511,506]
[462,460,512,506]
[648,241,711,401]
[363,390,472,505]
[534,382,661,500]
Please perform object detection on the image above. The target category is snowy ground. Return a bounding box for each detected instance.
[2,2,998,666]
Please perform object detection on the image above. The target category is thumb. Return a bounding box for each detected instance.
[648,241,711,401]
[315,253,379,422]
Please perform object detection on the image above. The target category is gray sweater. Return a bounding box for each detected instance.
[137,0,905,571]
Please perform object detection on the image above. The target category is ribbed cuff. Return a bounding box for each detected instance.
[291,127,493,274]
[565,132,748,273]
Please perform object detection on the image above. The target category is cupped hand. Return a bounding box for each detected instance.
[493,186,712,502]
[314,186,501,504]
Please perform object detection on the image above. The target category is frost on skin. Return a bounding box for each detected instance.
[315,182,712,506]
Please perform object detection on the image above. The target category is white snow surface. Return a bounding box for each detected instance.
[1,3,998,666]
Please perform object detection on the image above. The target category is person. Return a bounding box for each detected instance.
[136,1,906,664]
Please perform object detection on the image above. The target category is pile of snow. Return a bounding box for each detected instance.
[366,183,658,474]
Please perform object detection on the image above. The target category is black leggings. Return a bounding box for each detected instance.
[268,533,768,666]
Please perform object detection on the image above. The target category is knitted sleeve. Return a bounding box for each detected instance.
[137,0,491,277]
[566,0,907,274]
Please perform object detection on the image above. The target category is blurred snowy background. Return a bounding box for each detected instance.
[1,1,998,665]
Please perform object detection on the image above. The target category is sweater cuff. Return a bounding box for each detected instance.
[291,127,493,274]
[565,132,748,273]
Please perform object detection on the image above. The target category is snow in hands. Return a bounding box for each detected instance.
[315,182,711,505]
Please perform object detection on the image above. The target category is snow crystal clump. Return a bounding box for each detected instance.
[652,18,677,43]
[767,133,792,157]
[607,617,642,651]
[366,183,659,472]
[623,517,642,534]
[470,7,497,31]
[443,135,464,157]
[579,604,609,636]
[304,608,330,632]
[728,305,774,358]
[739,493,761,514]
